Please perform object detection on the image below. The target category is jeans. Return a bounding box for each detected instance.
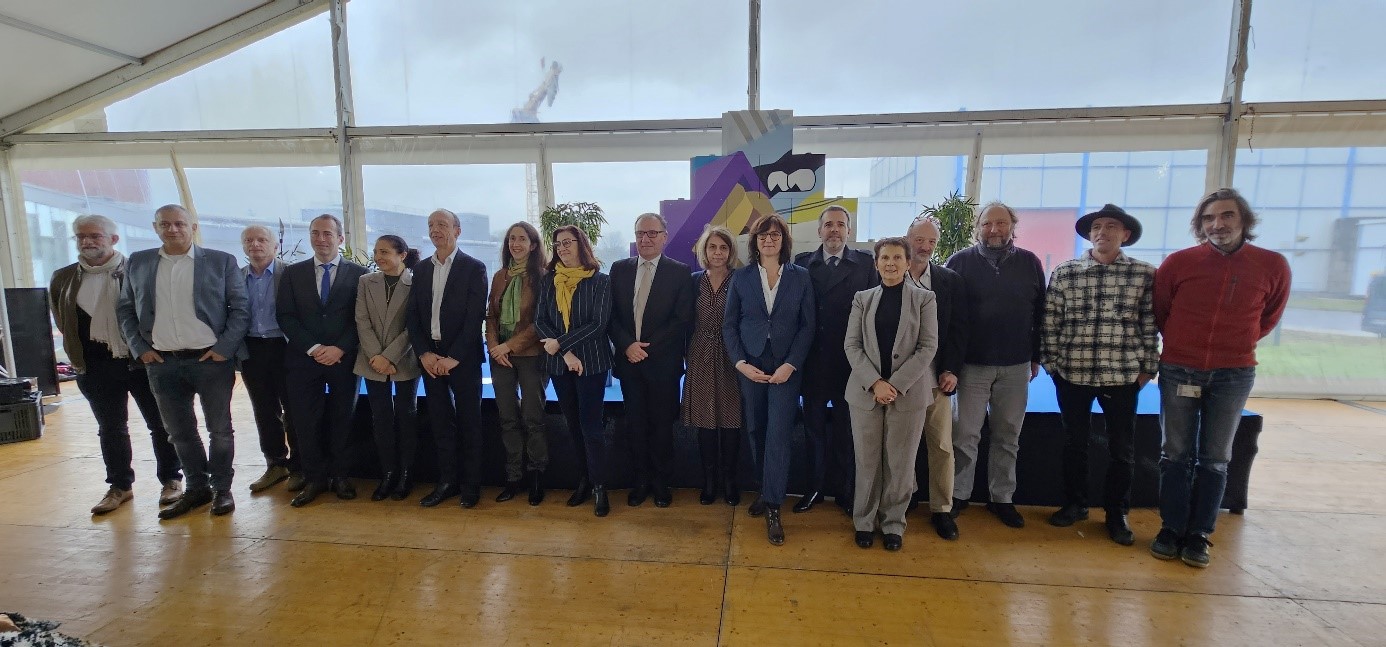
[553,370,609,484]
[1053,374,1139,513]
[365,377,419,474]
[1157,363,1256,537]
[75,356,182,490]
[491,355,549,481]
[145,356,237,492]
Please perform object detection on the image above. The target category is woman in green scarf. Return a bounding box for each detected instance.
[485,222,550,505]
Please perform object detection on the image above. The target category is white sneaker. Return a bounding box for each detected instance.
[159,479,185,506]
[91,487,133,515]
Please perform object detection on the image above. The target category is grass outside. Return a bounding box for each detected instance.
[1287,294,1365,313]
[1256,329,1386,379]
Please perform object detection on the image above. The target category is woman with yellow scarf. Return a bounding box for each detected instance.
[535,225,614,517]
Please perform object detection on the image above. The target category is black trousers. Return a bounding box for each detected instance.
[1053,374,1140,513]
[364,377,419,474]
[75,356,182,490]
[285,354,360,483]
[420,359,483,486]
[802,392,855,501]
[617,361,680,488]
[241,336,298,471]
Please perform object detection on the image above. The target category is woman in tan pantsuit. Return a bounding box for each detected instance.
[844,237,938,551]
[354,235,422,501]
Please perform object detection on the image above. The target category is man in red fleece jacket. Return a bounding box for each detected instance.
[1150,188,1290,569]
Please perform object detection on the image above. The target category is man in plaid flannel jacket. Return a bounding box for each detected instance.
[1039,204,1159,546]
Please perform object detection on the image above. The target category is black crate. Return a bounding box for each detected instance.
[0,397,43,445]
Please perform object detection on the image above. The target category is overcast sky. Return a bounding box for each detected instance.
[89,0,1386,249]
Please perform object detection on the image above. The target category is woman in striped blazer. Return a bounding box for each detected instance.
[535,225,614,517]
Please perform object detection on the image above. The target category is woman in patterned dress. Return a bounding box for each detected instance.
[681,226,745,505]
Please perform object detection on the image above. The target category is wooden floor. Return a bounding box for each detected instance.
[2,391,1384,646]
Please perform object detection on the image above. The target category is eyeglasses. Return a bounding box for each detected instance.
[72,234,109,242]
[555,239,578,249]
[758,232,783,241]
[634,230,666,239]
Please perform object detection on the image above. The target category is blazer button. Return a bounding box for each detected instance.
[893,354,899,358]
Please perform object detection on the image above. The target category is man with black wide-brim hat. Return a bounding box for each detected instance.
[1039,203,1159,546]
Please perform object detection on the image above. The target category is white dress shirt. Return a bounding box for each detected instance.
[430,249,457,342]
[758,263,780,314]
[152,247,218,352]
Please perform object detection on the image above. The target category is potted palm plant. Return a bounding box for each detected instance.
[540,202,607,246]
[921,191,977,264]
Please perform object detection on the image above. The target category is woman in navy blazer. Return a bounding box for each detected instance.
[535,225,614,518]
[722,214,815,546]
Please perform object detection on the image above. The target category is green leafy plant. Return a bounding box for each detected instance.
[921,191,977,264]
[540,201,607,246]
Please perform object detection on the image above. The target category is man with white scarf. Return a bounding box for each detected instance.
[49,214,184,514]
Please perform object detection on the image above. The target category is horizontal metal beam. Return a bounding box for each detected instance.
[0,0,329,138]
[0,11,143,65]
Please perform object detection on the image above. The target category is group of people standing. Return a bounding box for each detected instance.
[51,186,1288,567]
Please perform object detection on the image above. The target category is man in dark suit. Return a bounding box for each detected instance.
[116,204,248,519]
[905,215,967,540]
[239,225,300,494]
[792,205,879,514]
[278,214,367,507]
[608,213,693,508]
[406,208,489,508]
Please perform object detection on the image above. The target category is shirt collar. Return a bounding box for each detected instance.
[639,254,662,267]
[317,254,342,268]
[248,262,275,278]
[1080,249,1131,268]
[158,245,198,261]
[432,249,457,266]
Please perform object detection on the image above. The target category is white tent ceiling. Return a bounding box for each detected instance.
[0,0,270,130]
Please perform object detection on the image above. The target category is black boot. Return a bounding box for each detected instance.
[567,475,591,507]
[593,485,610,517]
[697,427,719,505]
[765,504,785,545]
[699,470,718,505]
[495,480,522,503]
[390,471,413,501]
[722,469,741,506]
[372,472,396,501]
[528,471,545,506]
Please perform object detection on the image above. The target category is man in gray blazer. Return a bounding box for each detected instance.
[239,225,300,494]
[116,204,249,519]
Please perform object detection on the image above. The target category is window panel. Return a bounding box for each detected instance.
[1243,1,1386,102]
[182,167,342,261]
[552,161,690,267]
[765,0,1229,115]
[349,0,745,126]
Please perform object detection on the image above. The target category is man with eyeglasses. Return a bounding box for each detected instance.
[793,205,878,515]
[608,212,693,507]
[50,214,184,515]
[116,204,248,519]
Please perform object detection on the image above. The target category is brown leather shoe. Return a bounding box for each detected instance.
[211,490,235,516]
[248,465,290,493]
[159,479,184,506]
[91,487,133,515]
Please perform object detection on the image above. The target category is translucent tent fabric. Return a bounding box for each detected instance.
[4,0,1385,399]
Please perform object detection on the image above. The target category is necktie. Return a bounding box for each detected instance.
[320,262,334,305]
[828,256,839,269]
[633,260,653,340]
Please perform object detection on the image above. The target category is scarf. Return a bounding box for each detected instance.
[498,261,526,339]
[78,251,130,358]
[552,265,595,332]
[978,240,1015,270]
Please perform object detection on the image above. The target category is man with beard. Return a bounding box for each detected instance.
[945,202,1045,529]
[50,214,184,514]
